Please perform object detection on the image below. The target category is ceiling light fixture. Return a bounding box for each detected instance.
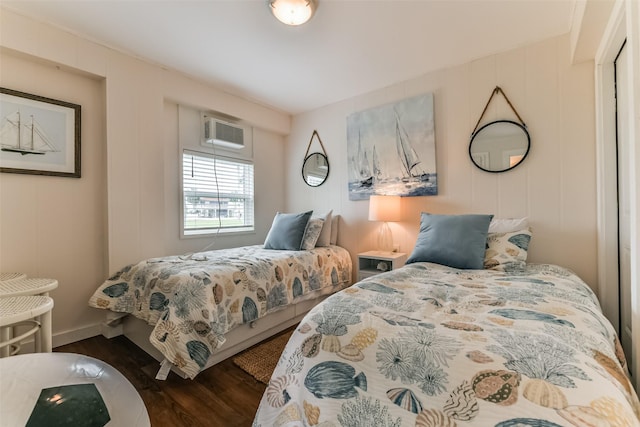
[269,0,318,26]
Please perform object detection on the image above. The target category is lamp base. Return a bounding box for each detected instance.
[377,222,394,252]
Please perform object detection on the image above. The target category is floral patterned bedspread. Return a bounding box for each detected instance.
[253,262,640,427]
[89,245,352,378]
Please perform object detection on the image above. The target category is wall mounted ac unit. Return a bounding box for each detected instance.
[203,118,245,149]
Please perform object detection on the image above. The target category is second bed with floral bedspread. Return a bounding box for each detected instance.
[253,262,639,426]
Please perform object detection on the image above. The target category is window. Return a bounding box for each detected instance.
[182,149,254,236]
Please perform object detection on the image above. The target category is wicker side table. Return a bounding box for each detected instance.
[0,278,58,297]
[0,272,27,282]
[0,296,54,357]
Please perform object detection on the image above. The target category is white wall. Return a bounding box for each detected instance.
[0,50,108,343]
[0,8,290,346]
[285,33,599,293]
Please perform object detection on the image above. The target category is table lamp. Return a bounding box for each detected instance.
[368,195,401,252]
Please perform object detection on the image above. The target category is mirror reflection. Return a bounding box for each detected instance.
[469,120,530,173]
[302,152,329,187]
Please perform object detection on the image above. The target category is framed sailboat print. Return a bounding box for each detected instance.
[347,93,437,200]
[0,87,81,178]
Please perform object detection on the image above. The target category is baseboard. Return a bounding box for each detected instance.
[54,323,103,348]
[11,322,104,353]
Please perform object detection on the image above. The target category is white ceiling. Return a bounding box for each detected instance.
[2,0,577,115]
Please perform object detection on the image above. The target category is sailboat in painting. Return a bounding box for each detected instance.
[372,145,383,182]
[1,111,59,156]
[355,131,373,187]
[395,109,429,183]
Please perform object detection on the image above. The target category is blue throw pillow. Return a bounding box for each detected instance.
[406,213,494,269]
[264,211,313,250]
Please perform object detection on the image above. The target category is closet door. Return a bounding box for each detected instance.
[615,41,632,372]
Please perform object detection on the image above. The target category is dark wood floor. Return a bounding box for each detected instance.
[55,334,267,427]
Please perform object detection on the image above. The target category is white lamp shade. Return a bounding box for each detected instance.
[368,195,402,222]
[270,0,317,26]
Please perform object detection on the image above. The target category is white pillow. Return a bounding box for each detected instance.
[330,215,339,245]
[314,210,333,247]
[488,217,529,233]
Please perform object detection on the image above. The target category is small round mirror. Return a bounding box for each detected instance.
[302,152,329,187]
[469,120,530,173]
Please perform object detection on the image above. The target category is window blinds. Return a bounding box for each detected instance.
[182,150,254,234]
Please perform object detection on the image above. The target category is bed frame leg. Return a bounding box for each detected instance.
[100,312,126,339]
[155,359,172,380]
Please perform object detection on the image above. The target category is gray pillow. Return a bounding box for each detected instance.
[406,213,493,269]
[264,211,313,250]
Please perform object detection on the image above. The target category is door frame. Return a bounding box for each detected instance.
[595,0,625,336]
[595,0,640,390]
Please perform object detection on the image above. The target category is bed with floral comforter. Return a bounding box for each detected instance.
[253,262,639,427]
[89,244,352,379]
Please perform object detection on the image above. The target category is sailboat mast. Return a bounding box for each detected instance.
[17,112,21,149]
[1,111,56,155]
[396,121,411,177]
[372,145,382,179]
[30,115,35,151]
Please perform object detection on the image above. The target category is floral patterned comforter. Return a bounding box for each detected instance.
[89,245,352,378]
[253,262,640,427]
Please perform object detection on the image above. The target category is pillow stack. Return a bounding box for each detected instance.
[406,213,532,271]
[264,210,335,251]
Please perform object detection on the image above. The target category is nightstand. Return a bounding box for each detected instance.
[357,251,407,281]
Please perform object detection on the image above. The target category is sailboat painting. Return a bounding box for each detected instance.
[347,93,437,200]
[0,88,80,177]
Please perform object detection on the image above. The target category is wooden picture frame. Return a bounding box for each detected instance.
[0,87,81,178]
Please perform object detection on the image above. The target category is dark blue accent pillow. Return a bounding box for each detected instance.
[264,211,313,250]
[406,213,494,269]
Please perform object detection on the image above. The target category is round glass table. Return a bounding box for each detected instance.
[0,352,150,426]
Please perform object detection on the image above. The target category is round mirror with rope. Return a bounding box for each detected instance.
[469,87,530,173]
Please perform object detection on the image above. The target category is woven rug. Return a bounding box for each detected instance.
[233,329,294,384]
